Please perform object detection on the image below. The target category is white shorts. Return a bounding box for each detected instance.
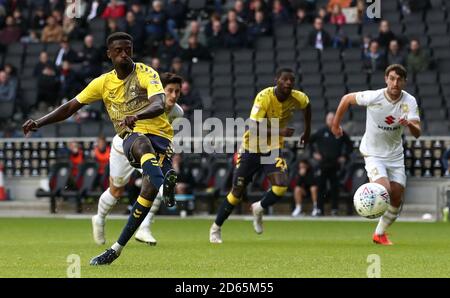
[364,154,406,187]
[109,135,136,188]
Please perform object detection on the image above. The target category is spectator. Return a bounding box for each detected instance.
[178,79,203,117]
[37,65,60,108]
[106,18,119,36]
[271,0,291,24]
[247,10,271,44]
[91,135,111,186]
[234,0,249,22]
[68,141,84,178]
[407,38,430,74]
[165,0,187,30]
[169,57,188,78]
[62,14,85,40]
[129,1,145,24]
[222,9,246,33]
[12,9,27,35]
[0,16,21,45]
[206,18,224,49]
[376,20,396,50]
[101,0,126,19]
[150,57,162,73]
[204,12,222,37]
[41,15,64,43]
[309,112,353,215]
[407,0,431,12]
[308,17,332,50]
[223,20,247,48]
[181,34,212,63]
[248,0,269,19]
[157,34,182,71]
[3,63,18,86]
[442,147,450,176]
[295,7,310,24]
[78,34,102,80]
[54,37,80,67]
[0,70,17,102]
[329,3,346,25]
[145,0,167,44]
[363,40,385,73]
[59,60,82,101]
[386,39,406,66]
[316,5,330,23]
[30,6,47,31]
[51,10,63,25]
[326,0,352,13]
[361,34,371,56]
[180,20,207,49]
[122,11,145,54]
[292,159,319,217]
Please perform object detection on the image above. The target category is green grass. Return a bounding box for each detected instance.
[0,218,449,278]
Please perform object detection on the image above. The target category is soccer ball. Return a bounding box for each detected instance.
[353,183,390,219]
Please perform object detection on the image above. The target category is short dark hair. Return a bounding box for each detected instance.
[106,32,133,46]
[276,68,294,79]
[160,72,183,88]
[385,64,407,80]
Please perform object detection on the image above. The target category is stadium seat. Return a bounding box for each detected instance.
[425,9,447,24]
[346,73,367,86]
[212,63,232,76]
[274,24,295,39]
[427,23,448,36]
[321,61,342,74]
[212,76,233,88]
[234,62,253,75]
[212,87,232,98]
[35,162,72,213]
[323,73,345,87]
[255,50,274,63]
[0,101,14,121]
[80,121,101,137]
[298,61,320,74]
[255,37,274,50]
[191,61,211,76]
[57,122,80,137]
[61,162,99,213]
[234,74,255,88]
[234,87,255,99]
[233,49,253,63]
[320,49,341,62]
[276,39,296,51]
[213,49,232,63]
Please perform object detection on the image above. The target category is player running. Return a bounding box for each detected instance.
[331,64,421,245]
[23,32,177,265]
[91,72,184,246]
[209,68,312,243]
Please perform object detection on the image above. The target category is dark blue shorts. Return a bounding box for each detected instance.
[232,150,288,188]
[122,132,173,174]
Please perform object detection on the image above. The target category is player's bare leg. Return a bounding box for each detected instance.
[292,186,303,216]
[92,181,124,245]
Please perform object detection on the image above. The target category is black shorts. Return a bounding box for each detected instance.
[232,150,288,188]
[122,132,173,174]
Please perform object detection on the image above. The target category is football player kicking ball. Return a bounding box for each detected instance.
[92,72,184,246]
[23,32,178,265]
[331,64,421,245]
[209,68,312,243]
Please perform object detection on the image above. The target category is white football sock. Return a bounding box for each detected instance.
[111,242,123,255]
[96,188,118,224]
[139,198,161,229]
[375,205,400,235]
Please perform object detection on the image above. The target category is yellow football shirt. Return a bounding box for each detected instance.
[242,87,310,153]
[76,63,173,140]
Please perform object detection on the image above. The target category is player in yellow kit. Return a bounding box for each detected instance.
[209,68,312,243]
[22,32,177,265]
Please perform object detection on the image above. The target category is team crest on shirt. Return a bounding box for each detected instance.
[401,103,409,114]
[251,105,260,114]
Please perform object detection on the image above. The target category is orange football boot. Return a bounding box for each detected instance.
[373,233,393,245]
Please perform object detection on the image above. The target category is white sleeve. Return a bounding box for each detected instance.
[407,98,420,121]
[355,90,380,106]
[167,103,184,123]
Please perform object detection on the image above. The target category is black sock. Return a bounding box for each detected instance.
[215,198,236,226]
[117,196,151,246]
[260,190,281,209]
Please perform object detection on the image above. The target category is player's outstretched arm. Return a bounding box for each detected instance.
[22,98,84,136]
[300,103,312,145]
[332,93,357,137]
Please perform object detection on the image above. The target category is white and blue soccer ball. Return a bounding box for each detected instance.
[353,183,390,219]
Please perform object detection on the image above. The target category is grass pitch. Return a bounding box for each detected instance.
[0,217,449,278]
